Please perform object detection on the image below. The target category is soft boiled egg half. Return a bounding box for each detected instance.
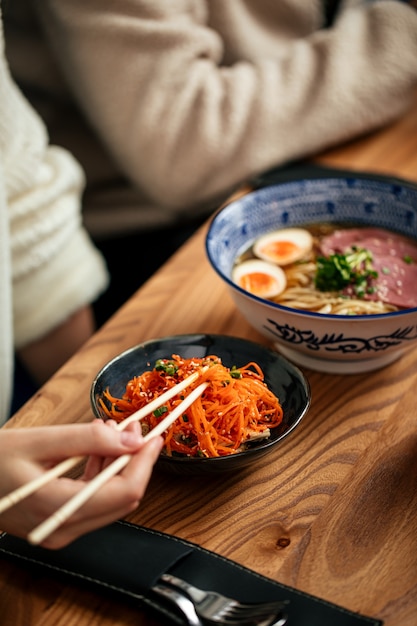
[253,228,313,266]
[232,259,287,299]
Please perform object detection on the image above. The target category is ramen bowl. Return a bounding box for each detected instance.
[90,334,310,475]
[206,177,417,374]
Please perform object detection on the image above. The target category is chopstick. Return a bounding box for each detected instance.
[27,381,209,545]
[0,370,202,516]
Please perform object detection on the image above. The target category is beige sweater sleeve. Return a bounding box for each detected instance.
[9,144,109,348]
[0,164,13,423]
[34,0,417,215]
[0,14,109,422]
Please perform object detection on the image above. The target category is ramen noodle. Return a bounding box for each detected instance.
[233,224,417,315]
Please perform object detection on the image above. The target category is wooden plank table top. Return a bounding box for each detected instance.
[1,91,417,625]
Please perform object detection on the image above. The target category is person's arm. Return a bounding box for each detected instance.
[17,304,95,386]
[34,0,417,210]
[0,420,163,549]
[0,10,109,425]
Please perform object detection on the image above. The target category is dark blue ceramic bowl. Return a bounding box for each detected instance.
[90,334,310,474]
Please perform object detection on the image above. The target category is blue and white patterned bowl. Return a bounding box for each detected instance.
[206,177,417,374]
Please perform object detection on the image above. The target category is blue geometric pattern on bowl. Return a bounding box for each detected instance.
[263,320,417,354]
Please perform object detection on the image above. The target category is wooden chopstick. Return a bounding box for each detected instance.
[27,381,209,545]
[0,370,201,516]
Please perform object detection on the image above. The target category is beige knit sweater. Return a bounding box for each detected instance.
[4,0,417,238]
[0,11,108,424]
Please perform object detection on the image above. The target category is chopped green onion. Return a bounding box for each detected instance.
[154,359,179,375]
[153,405,168,418]
[315,246,378,298]
[230,366,242,379]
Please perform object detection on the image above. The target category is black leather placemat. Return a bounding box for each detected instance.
[0,520,383,626]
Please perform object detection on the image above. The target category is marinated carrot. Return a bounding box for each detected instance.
[99,354,283,458]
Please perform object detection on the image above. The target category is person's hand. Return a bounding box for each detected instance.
[0,420,163,549]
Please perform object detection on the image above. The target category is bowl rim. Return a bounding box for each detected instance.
[205,177,417,322]
[90,333,311,465]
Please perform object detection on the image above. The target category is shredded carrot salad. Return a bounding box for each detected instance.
[99,354,284,458]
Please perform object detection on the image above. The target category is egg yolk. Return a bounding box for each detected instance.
[258,240,299,262]
[238,271,278,296]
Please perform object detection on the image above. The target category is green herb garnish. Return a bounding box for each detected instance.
[314,246,378,298]
[155,359,179,375]
[230,366,242,379]
[153,405,168,418]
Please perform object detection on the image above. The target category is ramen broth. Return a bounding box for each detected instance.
[233,223,417,315]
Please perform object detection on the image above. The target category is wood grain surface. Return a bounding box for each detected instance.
[1,91,417,626]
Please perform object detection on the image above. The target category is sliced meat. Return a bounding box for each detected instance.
[319,227,417,308]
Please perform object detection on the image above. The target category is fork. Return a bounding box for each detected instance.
[153,572,288,625]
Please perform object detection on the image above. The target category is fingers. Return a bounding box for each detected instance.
[82,421,143,480]
[0,423,163,550]
[42,437,163,548]
[40,502,138,549]
[38,436,164,550]
[119,435,164,488]
[7,420,145,464]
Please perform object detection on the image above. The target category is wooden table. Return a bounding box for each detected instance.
[1,93,417,625]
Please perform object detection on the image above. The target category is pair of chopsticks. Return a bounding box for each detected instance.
[0,371,208,545]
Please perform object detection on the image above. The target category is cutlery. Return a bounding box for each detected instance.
[153,573,288,625]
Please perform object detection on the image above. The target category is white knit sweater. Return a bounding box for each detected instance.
[4,0,417,238]
[0,12,109,424]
